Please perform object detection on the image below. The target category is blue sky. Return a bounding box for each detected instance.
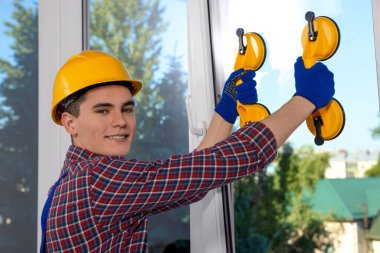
[0,0,14,61]
[158,0,188,77]
[0,0,379,152]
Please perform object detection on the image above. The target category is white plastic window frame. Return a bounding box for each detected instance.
[373,0,380,108]
[38,0,83,250]
[187,0,229,252]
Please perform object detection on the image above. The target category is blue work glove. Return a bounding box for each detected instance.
[294,57,335,109]
[215,68,245,123]
[235,70,258,105]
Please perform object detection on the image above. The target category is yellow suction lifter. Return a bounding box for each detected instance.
[234,28,270,128]
[301,11,345,145]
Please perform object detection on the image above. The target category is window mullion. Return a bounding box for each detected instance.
[187,0,227,252]
[37,0,83,251]
[372,0,380,107]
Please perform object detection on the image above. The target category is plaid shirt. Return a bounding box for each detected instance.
[44,122,277,252]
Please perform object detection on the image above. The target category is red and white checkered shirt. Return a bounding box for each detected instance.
[44,122,277,252]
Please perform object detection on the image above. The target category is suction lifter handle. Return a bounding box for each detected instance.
[305,11,318,41]
[236,28,246,54]
[313,115,325,146]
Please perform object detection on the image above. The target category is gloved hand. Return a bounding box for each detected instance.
[214,68,244,123]
[235,70,258,105]
[294,57,335,109]
[215,69,259,123]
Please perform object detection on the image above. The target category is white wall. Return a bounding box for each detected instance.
[325,159,378,179]
[370,240,380,253]
[325,161,347,178]
[323,221,368,253]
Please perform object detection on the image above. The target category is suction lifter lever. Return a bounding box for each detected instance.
[236,28,246,54]
[305,11,317,41]
[313,115,324,146]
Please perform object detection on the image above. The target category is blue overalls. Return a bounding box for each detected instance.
[40,171,68,253]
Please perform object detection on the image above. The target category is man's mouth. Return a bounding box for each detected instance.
[106,135,129,140]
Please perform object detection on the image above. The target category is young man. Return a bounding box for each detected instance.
[41,50,334,252]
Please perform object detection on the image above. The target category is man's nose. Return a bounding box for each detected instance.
[111,111,127,127]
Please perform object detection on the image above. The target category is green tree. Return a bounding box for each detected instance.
[366,117,380,177]
[0,1,38,252]
[234,170,279,253]
[371,118,380,139]
[234,143,333,253]
[90,1,190,252]
[275,145,331,253]
[147,53,189,159]
[143,52,189,253]
[90,0,171,160]
[365,160,380,177]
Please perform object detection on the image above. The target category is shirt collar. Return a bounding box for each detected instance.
[65,145,126,162]
[66,145,100,162]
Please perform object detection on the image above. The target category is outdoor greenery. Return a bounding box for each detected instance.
[234,143,333,253]
[366,118,380,177]
[371,118,380,139]
[0,1,38,252]
[89,0,190,162]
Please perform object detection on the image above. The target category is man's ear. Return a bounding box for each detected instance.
[61,112,77,136]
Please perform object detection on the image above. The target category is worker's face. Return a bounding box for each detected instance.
[62,85,136,156]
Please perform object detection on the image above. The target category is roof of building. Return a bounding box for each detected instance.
[367,212,380,240]
[311,178,380,220]
[329,150,379,162]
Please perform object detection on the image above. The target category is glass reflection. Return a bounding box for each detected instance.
[224,1,379,252]
[0,1,39,252]
[89,0,190,252]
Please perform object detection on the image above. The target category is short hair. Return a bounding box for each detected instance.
[61,81,134,118]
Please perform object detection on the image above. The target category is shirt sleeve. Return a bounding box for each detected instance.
[90,121,277,227]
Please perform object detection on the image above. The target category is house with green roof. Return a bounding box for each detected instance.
[311,178,380,253]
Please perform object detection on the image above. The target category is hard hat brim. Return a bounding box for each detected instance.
[130,80,142,96]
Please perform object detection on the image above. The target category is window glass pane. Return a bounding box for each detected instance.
[89,0,190,252]
[0,1,38,252]
[222,1,379,252]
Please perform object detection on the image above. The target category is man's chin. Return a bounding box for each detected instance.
[98,144,131,157]
[108,147,130,157]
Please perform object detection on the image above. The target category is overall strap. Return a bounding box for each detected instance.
[39,171,68,253]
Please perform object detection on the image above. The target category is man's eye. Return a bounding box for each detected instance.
[122,107,134,113]
[95,109,108,114]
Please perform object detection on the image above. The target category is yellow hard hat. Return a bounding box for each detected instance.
[51,50,142,125]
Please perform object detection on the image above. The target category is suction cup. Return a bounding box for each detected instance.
[301,15,340,69]
[234,32,266,71]
[238,102,271,127]
[306,98,345,145]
